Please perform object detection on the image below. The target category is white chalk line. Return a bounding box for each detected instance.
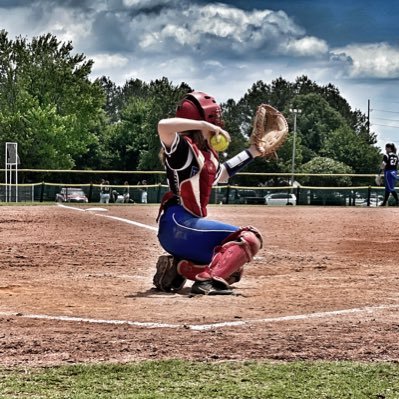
[1,304,398,331]
[58,204,158,231]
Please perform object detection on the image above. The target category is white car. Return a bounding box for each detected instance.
[265,192,297,206]
[359,196,384,207]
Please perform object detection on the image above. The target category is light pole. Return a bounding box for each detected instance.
[289,108,302,189]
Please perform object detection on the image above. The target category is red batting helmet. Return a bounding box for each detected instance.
[176,91,223,127]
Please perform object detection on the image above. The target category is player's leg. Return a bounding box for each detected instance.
[189,226,263,295]
[392,191,399,205]
[382,170,397,206]
[154,204,238,293]
[156,205,263,295]
[157,204,239,264]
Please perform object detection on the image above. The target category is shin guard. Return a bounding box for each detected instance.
[177,260,211,281]
[197,226,262,285]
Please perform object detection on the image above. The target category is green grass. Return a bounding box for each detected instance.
[1,361,399,398]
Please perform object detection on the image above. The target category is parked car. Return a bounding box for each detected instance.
[265,192,297,206]
[56,187,88,203]
[222,189,264,204]
[359,195,384,207]
[308,191,346,206]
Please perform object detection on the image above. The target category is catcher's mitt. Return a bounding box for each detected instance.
[250,104,289,157]
[153,255,186,292]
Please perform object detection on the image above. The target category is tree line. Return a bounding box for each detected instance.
[0,31,382,186]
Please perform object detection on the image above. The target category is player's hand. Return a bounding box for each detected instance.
[203,122,231,143]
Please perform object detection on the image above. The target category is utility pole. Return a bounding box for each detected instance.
[289,108,302,189]
[367,99,370,136]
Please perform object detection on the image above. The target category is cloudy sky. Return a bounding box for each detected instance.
[1,0,399,150]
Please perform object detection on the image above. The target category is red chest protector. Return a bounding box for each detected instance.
[158,136,220,220]
[179,138,219,217]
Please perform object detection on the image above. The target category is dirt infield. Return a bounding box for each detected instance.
[1,204,399,367]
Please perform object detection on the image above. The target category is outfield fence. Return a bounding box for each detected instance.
[0,169,391,206]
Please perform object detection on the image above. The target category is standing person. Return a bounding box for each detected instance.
[123,181,130,203]
[140,180,148,203]
[100,180,111,204]
[378,143,399,206]
[153,91,266,295]
[99,179,105,203]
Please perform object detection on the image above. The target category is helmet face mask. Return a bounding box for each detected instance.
[176,91,224,127]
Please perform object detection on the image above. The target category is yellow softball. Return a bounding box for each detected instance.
[210,134,229,152]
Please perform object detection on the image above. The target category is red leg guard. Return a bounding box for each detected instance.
[177,260,211,281]
[197,227,262,284]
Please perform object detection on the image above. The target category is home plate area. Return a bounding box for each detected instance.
[1,205,399,366]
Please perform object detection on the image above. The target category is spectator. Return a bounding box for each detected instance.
[100,180,111,204]
[140,179,148,203]
[123,181,131,203]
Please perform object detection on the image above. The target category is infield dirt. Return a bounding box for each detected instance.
[1,204,399,366]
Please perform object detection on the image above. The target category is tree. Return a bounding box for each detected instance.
[220,98,247,157]
[104,97,155,172]
[288,93,347,158]
[0,31,106,169]
[97,76,122,123]
[99,77,191,174]
[321,125,381,174]
[299,156,353,187]
[269,77,294,111]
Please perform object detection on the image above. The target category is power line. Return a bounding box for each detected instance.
[373,117,399,123]
[371,109,399,114]
[372,100,399,105]
[372,123,399,128]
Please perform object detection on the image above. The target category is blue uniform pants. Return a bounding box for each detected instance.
[385,169,398,192]
[158,205,238,265]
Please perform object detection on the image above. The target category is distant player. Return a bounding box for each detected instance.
[379,143,399,206]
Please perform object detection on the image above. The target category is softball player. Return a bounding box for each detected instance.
[379,143,399,206]
[155,91,263,295]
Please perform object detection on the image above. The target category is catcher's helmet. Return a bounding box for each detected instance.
[176,91,223,127]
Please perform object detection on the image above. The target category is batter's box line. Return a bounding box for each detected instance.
[57,204,158,231]
[1,304,398,331]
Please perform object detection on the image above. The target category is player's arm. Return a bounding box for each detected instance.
[375,158,387,186]
[379,156,388,174]
[157,118,230,148]
[217,145,262,183]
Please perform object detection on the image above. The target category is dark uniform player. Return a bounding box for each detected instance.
[155,91,263,295]
[379,143,399,206]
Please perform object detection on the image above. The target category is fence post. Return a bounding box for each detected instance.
[367,186,371,206]
[40,182,45,202]
[157,183,162,203]
[225,185,231,204]
[88,183,93,203]
[295,186,300,205]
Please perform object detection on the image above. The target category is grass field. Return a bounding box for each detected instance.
[2,360,399,398]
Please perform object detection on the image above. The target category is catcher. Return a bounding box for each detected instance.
[154,91,288,295]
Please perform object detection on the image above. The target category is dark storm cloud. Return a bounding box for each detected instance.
[90,11,132,53]
[0,0,328,60]
[0,0,28,7]
[0,0,92,10]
